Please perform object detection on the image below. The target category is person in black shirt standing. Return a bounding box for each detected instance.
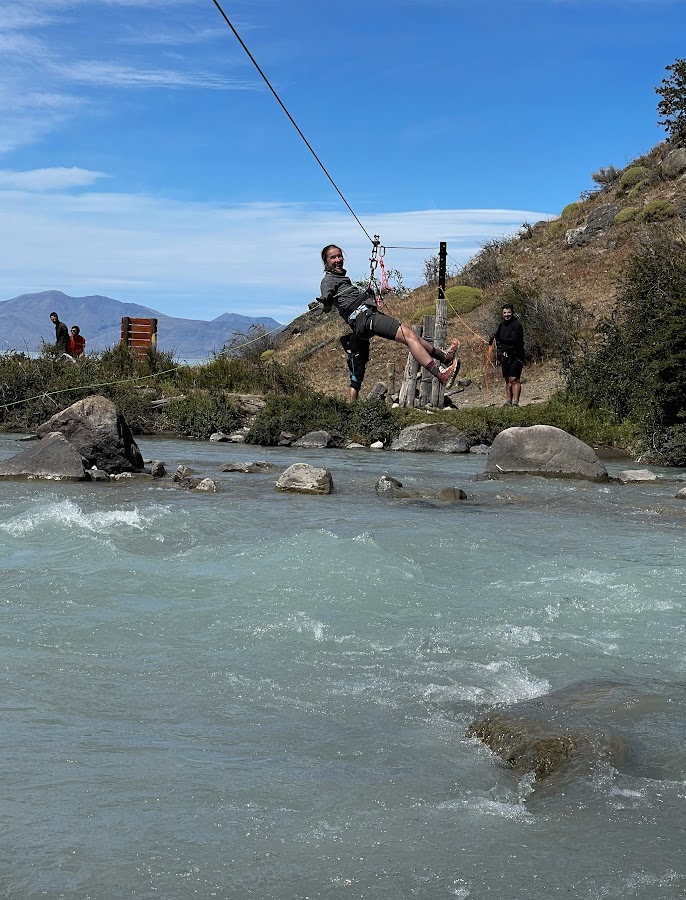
[489,303,525,406]
[49,311,69,356]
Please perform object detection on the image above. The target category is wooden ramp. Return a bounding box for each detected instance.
[121,317,158,357]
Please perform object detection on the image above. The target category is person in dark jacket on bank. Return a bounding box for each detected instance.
[316,244,460,394]
[489,303,525,406]
[49,311,69,355]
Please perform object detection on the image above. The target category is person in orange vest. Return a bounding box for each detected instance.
[67,325,86,357]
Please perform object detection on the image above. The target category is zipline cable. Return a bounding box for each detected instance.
[210,0,374,245]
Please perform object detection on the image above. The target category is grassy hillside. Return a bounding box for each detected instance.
[273,141,686,406]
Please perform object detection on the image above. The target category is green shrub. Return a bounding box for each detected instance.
[444,285,485,314]
[620,165,651,189]
[159,392,243,440]
[627,180,651,200]
[651,424,686,465]
[565,233,686,439]
[614,206,639,224]
[0,346,301,436]
[488,282,584,364]
[638,199,676,222]
[561,202,581,219]
[461,239,507,289]
[246,393,399,446]
[592,165,621,186]
[546,220,566,239]
[393,394,633,450]
[410,304,438,325]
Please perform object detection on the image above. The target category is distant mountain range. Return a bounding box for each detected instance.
[0,290,282,359]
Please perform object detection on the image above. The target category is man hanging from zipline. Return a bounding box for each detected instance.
[314,244,460,396]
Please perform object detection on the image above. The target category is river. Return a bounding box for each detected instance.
[1,433,684,899]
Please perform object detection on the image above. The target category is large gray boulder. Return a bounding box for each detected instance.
[390,423,469,453]
[35,395,144,474]
[485,425,608,481]
[276,463,333,494]
[293,430,333,449]
[661,147,686,178]
[0,432,86,481]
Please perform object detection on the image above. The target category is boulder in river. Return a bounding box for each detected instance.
[485,425,608,481]
[35,395,144,474]
[0,432,86,481]
[466,678,686,787]
[276,463,333,494]
[391,423,469,453]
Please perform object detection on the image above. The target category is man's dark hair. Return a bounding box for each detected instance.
[50,311,59,318]
[502,303,514,312]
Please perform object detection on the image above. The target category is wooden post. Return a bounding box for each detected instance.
[431,242,449,408]
[121,317,158,358]
[398,325,422,407]
[418,314,435,407]
[386,361,396,397]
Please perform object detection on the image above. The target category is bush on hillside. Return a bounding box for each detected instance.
[444,285,485,314]
[620,166,652,189]
[592,165,621,186]
[487,282,584,364]
[461,239,509,289]
[614,206,639,225]
[561,202,581,219]
[638,199,677,222]
[565,232,686,449]
[546,219,566,239]
[627,181,652,201]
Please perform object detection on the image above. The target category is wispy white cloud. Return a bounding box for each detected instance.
[0,185,551,320]
[0,167,107,190]
[117,24,225,46]
[57,60,255,89]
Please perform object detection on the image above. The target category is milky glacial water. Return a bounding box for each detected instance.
[0,433,684,900]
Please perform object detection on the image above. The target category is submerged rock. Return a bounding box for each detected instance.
[221,461,276,473]
[466,678,686,787]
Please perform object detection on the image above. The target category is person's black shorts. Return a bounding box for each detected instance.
[353,308,400,341]
[501,354,524,381]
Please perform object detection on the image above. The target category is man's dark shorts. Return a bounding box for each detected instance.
[501,355,524,381]
[353,308,400,341]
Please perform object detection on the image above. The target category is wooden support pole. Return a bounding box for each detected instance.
[418,314,435,407]
[398,325,422,407]
[386,361,396,396]
[431,242,448,408]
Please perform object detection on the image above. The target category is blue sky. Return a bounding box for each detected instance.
[0,0,683,324]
